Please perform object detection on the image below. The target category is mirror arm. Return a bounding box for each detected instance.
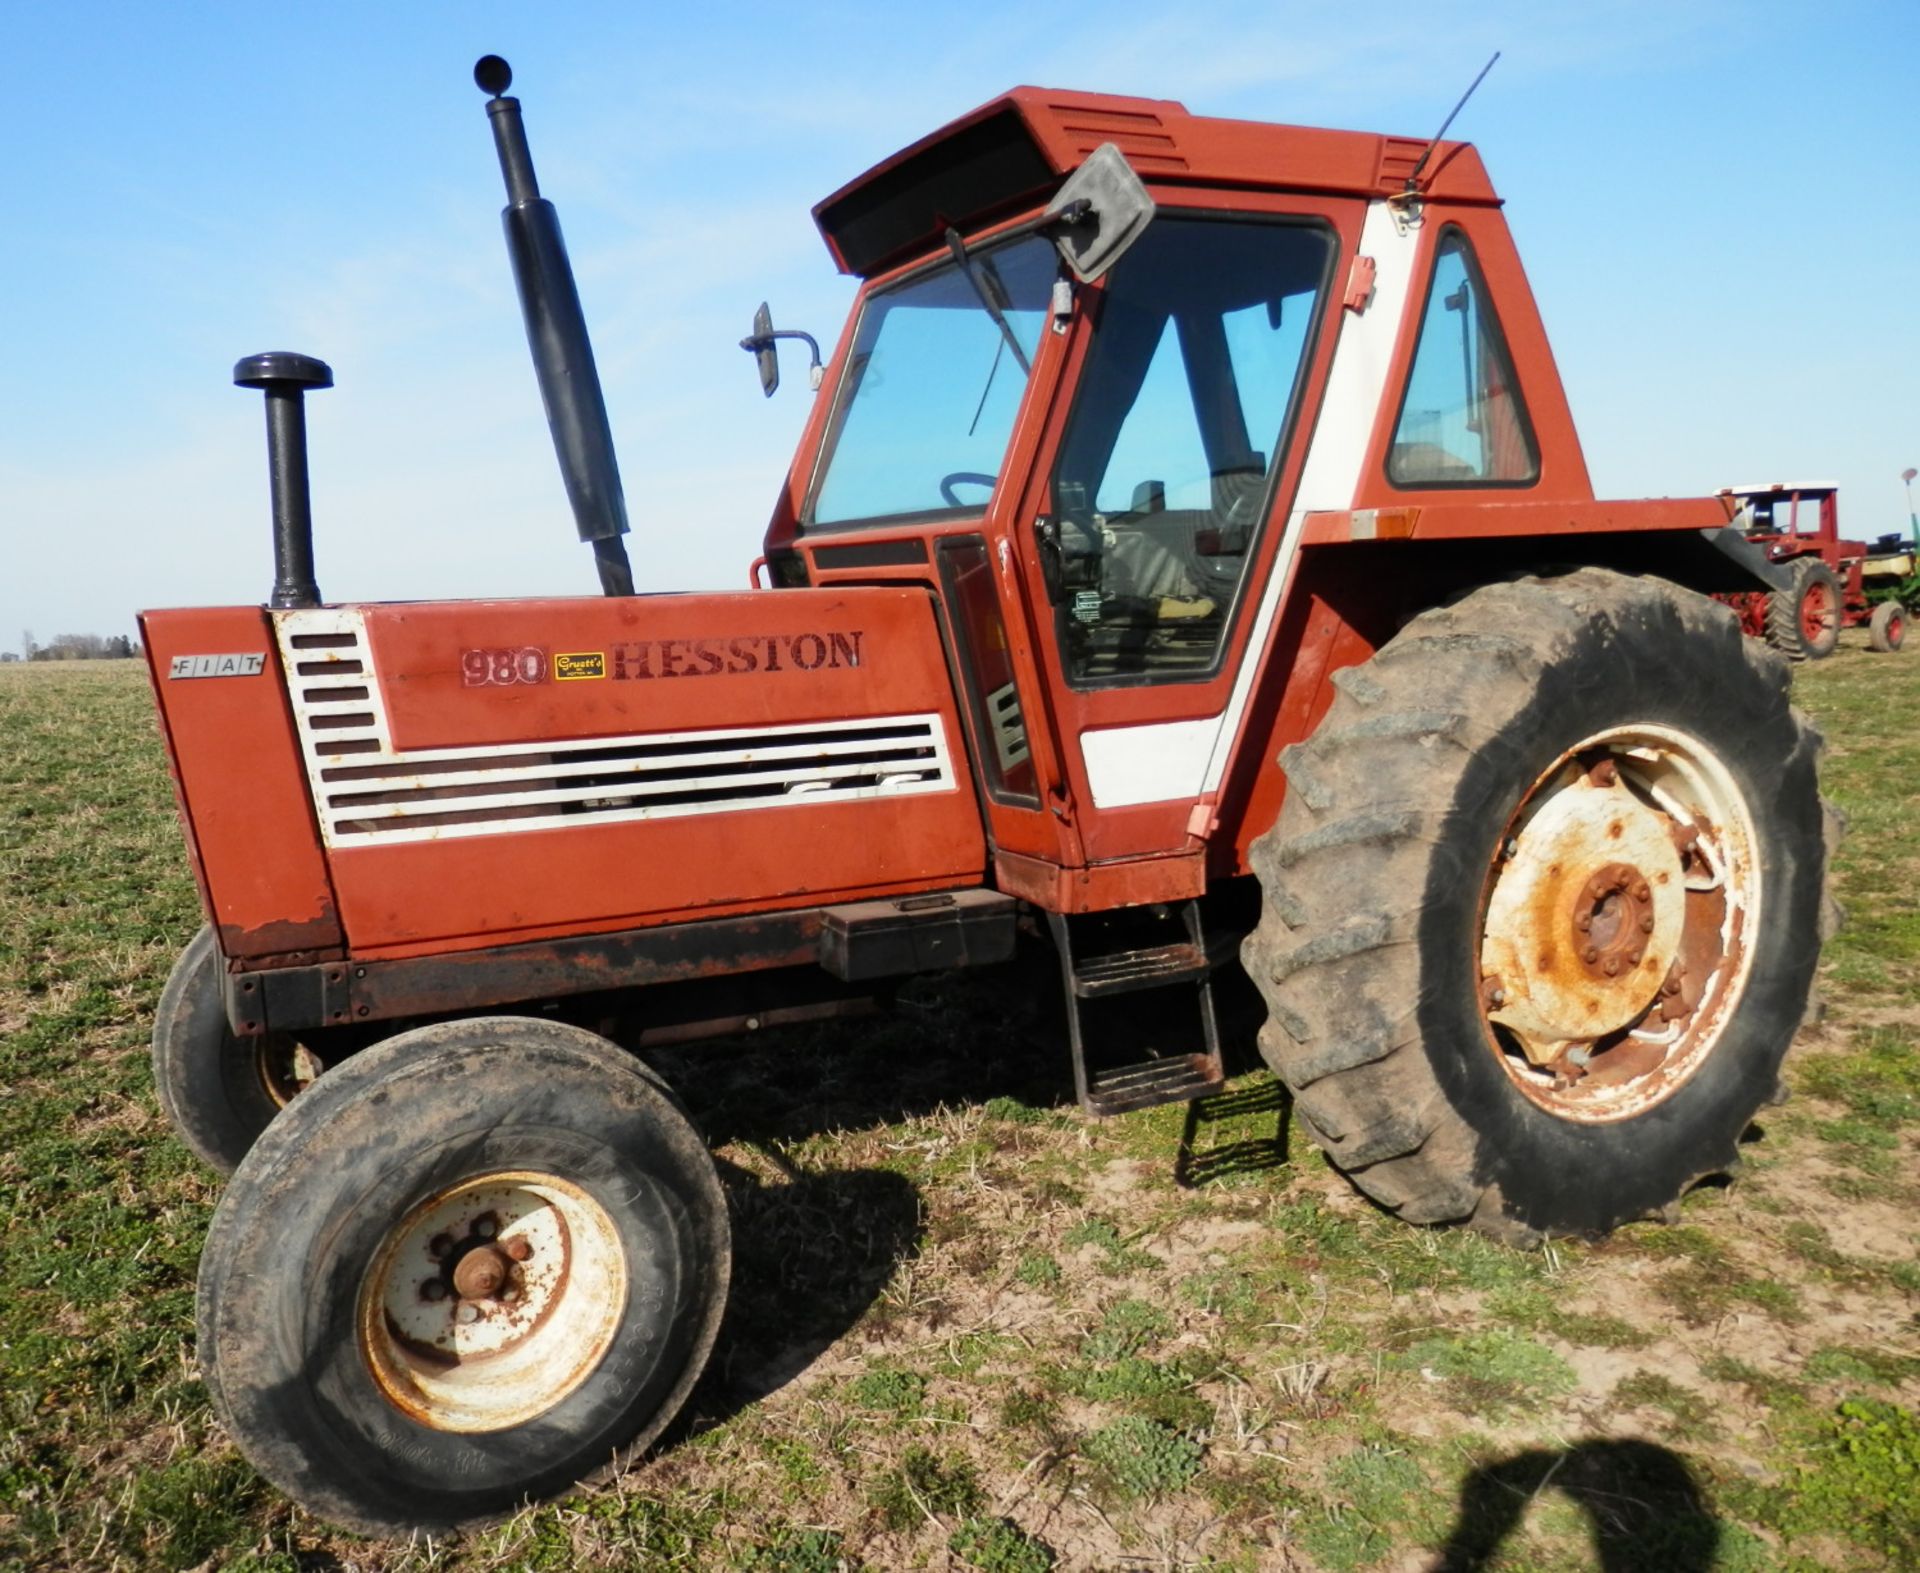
[739,328,824,392]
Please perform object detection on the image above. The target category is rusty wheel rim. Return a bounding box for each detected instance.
[1476,725,1759,1123]
[1801,581,1835,644]
[358,1171,628,1432]
[256,1034,324,1108]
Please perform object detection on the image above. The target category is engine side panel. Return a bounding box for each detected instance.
[271,588,988,958]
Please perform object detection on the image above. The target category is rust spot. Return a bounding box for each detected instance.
[222,909,346,968]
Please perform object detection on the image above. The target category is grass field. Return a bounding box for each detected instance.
[1,642,1916,1572]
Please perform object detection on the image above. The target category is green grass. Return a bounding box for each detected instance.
[2,639,1918,1569]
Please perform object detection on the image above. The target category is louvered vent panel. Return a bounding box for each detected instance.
[1053,107,1188,172]
[273,610,956,848]
[1376,136,1428,189]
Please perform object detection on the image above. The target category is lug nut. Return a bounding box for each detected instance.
[505,1237,533,1261]
[428,1233,454,1259]
[1575,913,1592,932]
[1488,988,1507,1008]
[1603,958,1620,976]
[1663,978,1683,997]
[1583,946,1599,964]
[1639,914,1655,933]
[1628,951,1642,965]
[421,1279,448,1302]
[1634,883,1651,902]
[456,1304,479,1325]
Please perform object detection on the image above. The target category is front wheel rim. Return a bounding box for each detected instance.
[358,1171,629,1432]
[255,1034,323,1108]
[1477,725,1760,1123]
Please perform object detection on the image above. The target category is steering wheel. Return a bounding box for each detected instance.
[939,471,998,508]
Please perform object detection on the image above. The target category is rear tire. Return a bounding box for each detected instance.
[1767,558,1842,660]
[195,1016,730,1536]
[1243,569,1833,1243]
[1869,600,1907,653]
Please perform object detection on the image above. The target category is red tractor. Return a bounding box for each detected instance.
[1719,482,1908,657]
[141,58,1834,1533]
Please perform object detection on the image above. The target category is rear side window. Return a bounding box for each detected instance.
[1388,228,1538,487]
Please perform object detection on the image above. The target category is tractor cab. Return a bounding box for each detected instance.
[1727,482,1840,544]
[759,86,1599,898]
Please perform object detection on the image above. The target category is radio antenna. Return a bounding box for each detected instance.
[1403,51,1500,194]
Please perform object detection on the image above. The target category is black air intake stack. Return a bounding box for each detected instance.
[235,352,332,609]
[475,54,634,596]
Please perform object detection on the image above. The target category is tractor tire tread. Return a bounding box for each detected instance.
[1244,567,1835,1242]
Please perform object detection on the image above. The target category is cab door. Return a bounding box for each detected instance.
[998,192,1362,865]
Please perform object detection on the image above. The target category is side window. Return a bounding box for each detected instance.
[1388,229,1538,487]
[1048,216,1335,685]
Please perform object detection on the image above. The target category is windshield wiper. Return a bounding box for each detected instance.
[944,227,1031,376]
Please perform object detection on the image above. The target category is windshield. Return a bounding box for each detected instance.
[809,236,1055,526]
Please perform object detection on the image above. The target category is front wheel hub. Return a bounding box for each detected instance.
[358,1172,628,1432]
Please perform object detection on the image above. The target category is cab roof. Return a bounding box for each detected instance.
[813,85,1499,278]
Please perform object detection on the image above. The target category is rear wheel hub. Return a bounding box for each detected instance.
[1478,726,1758,1122]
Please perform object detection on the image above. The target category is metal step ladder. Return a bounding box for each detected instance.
[1045,900,1226,1115]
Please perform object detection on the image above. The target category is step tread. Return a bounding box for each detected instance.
[1071,941,1209,998]
[1086,1052,1225,1115]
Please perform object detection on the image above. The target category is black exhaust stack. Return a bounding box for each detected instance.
[235,352,332,609]
[474,55,634,596]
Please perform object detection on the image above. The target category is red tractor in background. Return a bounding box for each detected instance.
[1720,482,1908,657]
[138,58,1836,1534]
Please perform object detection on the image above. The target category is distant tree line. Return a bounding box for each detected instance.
[14,630,141,662]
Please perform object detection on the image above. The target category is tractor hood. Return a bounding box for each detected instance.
[142,587,985,961]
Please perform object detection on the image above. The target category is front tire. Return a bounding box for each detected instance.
[1869,600,1907,653]
[151,926,325,1174]
[195,1017,730,1536]
[1244,569,1832,1243]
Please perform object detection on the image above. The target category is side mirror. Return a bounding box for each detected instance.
[1043,144,1156,283]
[749,303,779,396]
[739,303,823,398]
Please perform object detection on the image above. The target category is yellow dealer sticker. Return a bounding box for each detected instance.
[554,651,607,681]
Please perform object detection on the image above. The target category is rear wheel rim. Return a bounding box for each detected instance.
[358,1171,629,1432]
[1801,581,1835,643]
[1477,725,1760,1123]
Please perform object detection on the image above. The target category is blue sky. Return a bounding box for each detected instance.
[3,1,1915,652]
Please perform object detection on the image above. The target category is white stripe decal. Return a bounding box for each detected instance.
[273,609,957,847]
[1080,715,1224,808]
[1197,200,1420,796]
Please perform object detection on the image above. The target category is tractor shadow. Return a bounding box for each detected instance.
[680,1157,926,1431]
[643,947,1284,1181]
[643,953,1289,1433]
[1430,1438,1720,1571]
